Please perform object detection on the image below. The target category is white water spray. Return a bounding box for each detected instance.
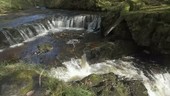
[49,55,170,96]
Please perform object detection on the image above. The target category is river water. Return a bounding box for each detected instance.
[0,9,169,96]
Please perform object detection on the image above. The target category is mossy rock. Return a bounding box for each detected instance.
[74,73,148,96]
[42,77,94,96]
[0,70,39,96]
[37,43,53,54]
[126,80,148,96]
[85,40,137,63]
[125,6,170,54]
[0,63,93,96]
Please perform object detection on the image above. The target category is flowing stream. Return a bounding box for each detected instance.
[0,13,101,51]
[0,10,170,96]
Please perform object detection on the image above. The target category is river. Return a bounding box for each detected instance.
[0,9,169,96]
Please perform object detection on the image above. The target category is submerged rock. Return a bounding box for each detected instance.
[37,43,53,54]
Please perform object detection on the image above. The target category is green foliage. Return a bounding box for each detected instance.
[96,0,116,10]
[0,0,12,13]
[0,63,40,95]
[44,0,169,11]
[0,0,169,13]
[0,0,45,13]
[45,0,98,10]
[63,87,93,96]
[95,0,145,11]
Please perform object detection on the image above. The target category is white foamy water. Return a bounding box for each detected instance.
[0,15,101,53]
[49,55,170,96]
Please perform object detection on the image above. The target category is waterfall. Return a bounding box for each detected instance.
[0,14,101,50]
[1,30,16,45]
[49,55,170,96]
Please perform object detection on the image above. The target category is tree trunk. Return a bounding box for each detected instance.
[104,15,123,36]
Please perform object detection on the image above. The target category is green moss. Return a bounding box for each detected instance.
[126,81,148,96]
[0,63,44,95]
[124,5,170,54]
[115,82,129,96]
[85,41,137,62]
[42,77,94,96]
[63,87,93,96]
[45,0,101,11]
[73,73,148,96]
[0,0,45,13]
[0,69,38,95]
[42,77,62,91]
[37,43,53,54]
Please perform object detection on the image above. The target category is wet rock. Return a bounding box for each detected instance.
[0,70,39,96]
[53,31,101,62]
[85,40,137,63]
[74,73,148,96]
[126,81,148,96]
[0,64,60,96]
[101,13,132,40]
[125,6,170,54]
[102,5,170,54]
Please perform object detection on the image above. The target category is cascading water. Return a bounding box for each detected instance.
[1,10,169,96]
[49,55,170,96]
[0,14,101,51]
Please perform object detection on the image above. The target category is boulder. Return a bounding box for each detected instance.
[74,73,148,96]
[0,70,39,96]
[125,6,170,54]
[84,40,137,63]
[102,5,170,54]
